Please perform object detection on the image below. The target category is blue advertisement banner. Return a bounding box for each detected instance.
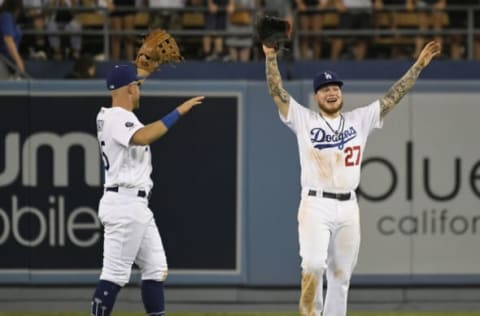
[0,94,238,271]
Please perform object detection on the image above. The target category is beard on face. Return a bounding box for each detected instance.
[318,100,343,115]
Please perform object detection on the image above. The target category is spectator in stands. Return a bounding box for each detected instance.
[110,0,136,61]
[330,0,383,60]
[65,53,96,78]
[406,0,446,58]
[446,0,478,60]
[22,0,47,60]
[148,0,185,30]
[180,0,206,59]
[202,0,234,61]
[377,0,406,58]
[0,0,26,78]
[446,0,464,59]
[473,3,480,59]
[225,0,258,62]
[380,0,402,28]
[263,0,293,22]
[295,0,328,60]
[46,0,83,60]
[78,0,114,60]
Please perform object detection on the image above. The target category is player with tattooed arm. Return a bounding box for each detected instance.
[262,40,441,316]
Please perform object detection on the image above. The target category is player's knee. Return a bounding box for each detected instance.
[100,264,132,286]
[302,266,324,277]
[331,267,351,284]
[302,259,326,276]
[142,270,168,282]
[141,264,168,281]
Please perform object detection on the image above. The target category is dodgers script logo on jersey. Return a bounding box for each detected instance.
[310,126,357,150]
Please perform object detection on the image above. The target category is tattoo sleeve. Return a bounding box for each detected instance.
[380,64,423,118]
[265,54,290,107]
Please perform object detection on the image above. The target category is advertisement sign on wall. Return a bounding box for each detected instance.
[0,94,239,272]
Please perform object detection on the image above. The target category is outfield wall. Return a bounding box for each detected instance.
[0,79,479,286]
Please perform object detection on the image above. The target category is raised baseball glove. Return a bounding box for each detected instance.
[135,29,183,74]
[254,15,292,49]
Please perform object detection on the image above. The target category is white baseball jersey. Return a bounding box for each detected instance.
[282,96,383,316]
[95,106,167,287]
[280,96,383,193]
[96,107,153,191]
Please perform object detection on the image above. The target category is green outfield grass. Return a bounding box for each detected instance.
[2,313,480,316]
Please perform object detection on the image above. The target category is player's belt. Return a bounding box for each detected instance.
[307,189,351,201]
[106,186,151,199]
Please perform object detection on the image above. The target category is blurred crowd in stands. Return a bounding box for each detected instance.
[0,0,480,78]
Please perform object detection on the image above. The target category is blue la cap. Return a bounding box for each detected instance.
[313,70,343,92]
[106,64,143,91]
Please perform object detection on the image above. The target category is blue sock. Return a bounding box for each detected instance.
[91,279,121,316]
[141,280,165,315]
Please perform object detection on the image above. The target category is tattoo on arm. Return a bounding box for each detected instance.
[266,54,290,105]
[380,64,422,118]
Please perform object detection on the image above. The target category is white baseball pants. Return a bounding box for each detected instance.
[98,191,168,286]
[297,191,360,316]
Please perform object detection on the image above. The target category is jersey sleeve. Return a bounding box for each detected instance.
[279,96,312,133]
[350,99,383,135]
[110,110,144,147]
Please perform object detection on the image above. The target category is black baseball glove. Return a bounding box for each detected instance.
[254,15,292,49]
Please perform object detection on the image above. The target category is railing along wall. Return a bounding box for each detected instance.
[18,5,480,60]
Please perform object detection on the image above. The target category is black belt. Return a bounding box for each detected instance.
[308,189,351,201]
[106,186,150,199]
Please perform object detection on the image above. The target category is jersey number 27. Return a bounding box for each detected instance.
[344,145,361,166]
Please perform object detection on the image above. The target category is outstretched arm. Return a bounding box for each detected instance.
[131,96,205,145]
[379,40,441,119]
[263,45,290,118]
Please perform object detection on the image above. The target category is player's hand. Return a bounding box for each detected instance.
[177,96,205,115]
[262,44,277,57]
[414,40,441,69]
[137,67,155,78]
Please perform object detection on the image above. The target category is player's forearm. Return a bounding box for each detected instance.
[379,63,422,118]
[265,53,284,97]
[265,53,290,115]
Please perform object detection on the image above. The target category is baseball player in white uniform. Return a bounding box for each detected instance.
[91,64,204,316]
[262,41,441,316]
